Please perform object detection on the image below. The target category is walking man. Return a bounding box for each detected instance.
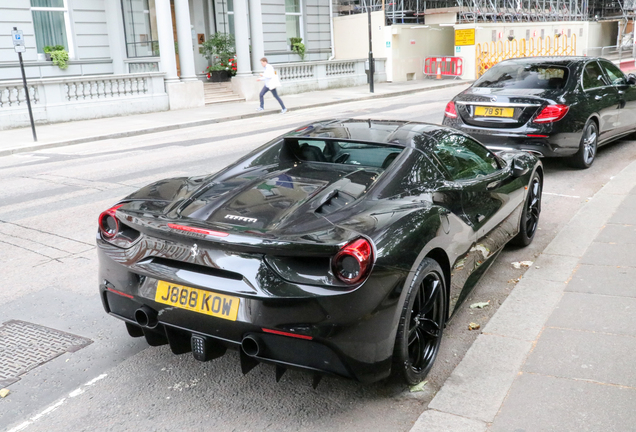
[257,57,287,114]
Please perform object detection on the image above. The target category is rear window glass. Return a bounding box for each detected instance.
[284,138,403,169]
[475,64,568,89]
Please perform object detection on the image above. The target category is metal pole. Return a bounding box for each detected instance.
[368,7,374,93]
[14,27,36,142]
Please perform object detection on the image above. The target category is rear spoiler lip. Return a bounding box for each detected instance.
[117,210,351,257]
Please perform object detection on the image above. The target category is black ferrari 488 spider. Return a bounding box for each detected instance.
[98,119,542,386]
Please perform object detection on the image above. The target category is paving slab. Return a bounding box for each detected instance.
[482,279,566,341]
[427,334,532,423]
[607,197,636,224]
[594,223,636,244]
[580,241,636,267]
[410,410,487,432]
[523,327,636,388]
[546,292,636,337]
[490,373,636,432]
[565,264,636,298]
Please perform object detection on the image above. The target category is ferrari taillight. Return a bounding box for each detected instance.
[444,101,458,119]
[333,238,373,284]
[98,204,124,239]
[533,104,569,123]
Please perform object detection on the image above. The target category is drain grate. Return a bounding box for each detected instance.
[0,320,92,387]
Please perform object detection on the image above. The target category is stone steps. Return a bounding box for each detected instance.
[203,82,244,105]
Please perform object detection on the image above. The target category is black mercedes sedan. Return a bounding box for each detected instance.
[442,56,636,168]
[97,120,542,386]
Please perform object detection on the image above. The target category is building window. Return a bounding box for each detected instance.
[285,0,302,48]
[121,0,159,58]
[30,0,72,55]
[215,0,234,35]
[227,0,234,35]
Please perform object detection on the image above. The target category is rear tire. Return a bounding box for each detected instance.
[511,171,542,247]
[393,258,446,385]
[569,120,597,169]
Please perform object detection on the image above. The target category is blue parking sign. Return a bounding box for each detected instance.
[11,29,25,46]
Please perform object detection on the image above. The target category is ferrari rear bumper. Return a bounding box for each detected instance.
[98,243,406,383]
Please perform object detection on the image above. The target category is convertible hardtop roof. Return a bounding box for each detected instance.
[284,119,454,148]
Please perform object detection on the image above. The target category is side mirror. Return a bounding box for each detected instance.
[627,73,636,86]
[511,156,529,178]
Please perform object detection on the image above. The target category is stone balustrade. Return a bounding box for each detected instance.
[273,58,386,96]
[232,58,387,101]
[0,72,168,130]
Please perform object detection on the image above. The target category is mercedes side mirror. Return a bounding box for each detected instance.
[511,156,529,178]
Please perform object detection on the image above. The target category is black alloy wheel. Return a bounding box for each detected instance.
[394,258,446,385]
[512,171,542,246]
[570,120,598,169]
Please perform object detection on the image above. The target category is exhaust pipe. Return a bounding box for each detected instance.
[241,334,263,357]
[134,306,158,329]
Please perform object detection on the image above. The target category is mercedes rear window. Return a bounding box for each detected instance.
[283,138,403,169]
[474,64,569,89]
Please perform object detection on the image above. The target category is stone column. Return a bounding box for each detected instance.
[233,0,252,77]
[174,0,198,81]
[155,0,179,83]
[249,0,265,75]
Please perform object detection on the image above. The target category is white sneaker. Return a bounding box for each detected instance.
[256,107,264,112]
[281,108,287,114]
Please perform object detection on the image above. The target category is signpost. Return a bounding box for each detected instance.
[12,27,37,142]
[367,8,375,93]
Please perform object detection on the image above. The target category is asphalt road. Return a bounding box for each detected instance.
[1,86,636,432]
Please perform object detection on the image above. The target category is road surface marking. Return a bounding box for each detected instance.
[6,374,107,432]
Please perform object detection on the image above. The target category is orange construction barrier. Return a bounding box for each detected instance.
[424,57,463,79]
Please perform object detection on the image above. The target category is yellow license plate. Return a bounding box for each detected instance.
[475,106,514,117]
[155,281,240,321]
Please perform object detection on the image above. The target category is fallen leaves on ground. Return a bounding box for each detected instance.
[0,389,9,398]
[468,322,481,331]
[511,261,533,269]
[410,380,428,393]
[470,301,490,309]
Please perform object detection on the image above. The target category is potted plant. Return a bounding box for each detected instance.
[201,33,236,80]
[43,45,68,69]
[43,44,64,61]
[204,64,231,82]
[290,37,306,61]
[51,48,69,70]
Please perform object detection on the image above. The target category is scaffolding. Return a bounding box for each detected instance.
[333,0,636,25]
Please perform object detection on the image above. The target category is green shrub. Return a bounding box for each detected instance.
[201,32,236,67]
[51,49,69,70]
[290,37,306,61]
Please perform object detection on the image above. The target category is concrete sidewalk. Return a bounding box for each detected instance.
[411,159,636,431]
[0,78,469,157]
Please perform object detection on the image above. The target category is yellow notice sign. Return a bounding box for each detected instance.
[455,29,475,46]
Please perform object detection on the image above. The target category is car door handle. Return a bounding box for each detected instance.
[595,95,602,100]
[618,90,625,95]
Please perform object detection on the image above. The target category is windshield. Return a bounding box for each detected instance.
[475,63,569,89]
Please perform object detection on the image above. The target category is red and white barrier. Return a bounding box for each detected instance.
[424,57,463,79]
